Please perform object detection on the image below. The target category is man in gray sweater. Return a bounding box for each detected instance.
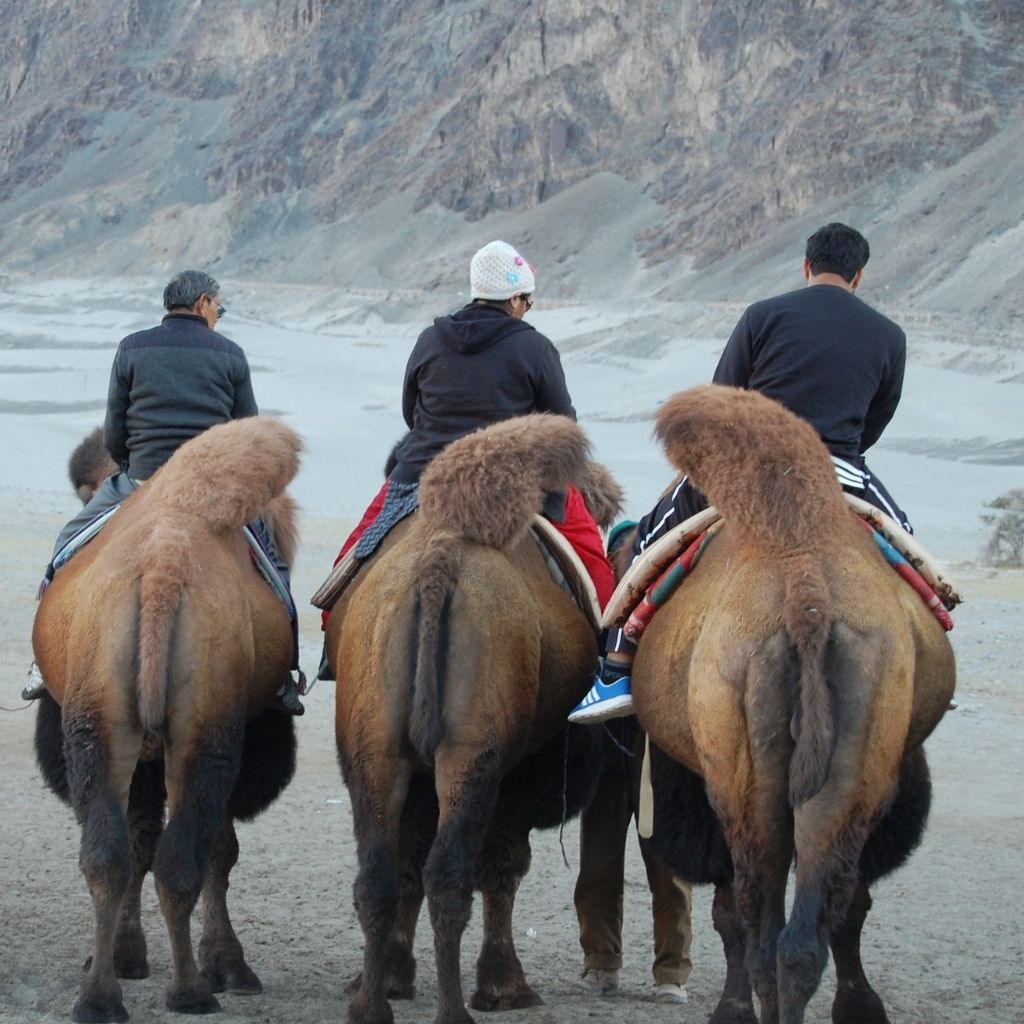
[28,270,303,712]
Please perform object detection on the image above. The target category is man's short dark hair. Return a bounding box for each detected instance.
[805,223,870,282]
[163,270,219,310]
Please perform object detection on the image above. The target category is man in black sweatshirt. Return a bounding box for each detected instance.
[28,270,303,712]
[571,222,911,723]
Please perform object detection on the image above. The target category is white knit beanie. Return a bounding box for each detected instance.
[469,240,536,300]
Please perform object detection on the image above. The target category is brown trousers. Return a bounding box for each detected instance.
[573,731,693,986]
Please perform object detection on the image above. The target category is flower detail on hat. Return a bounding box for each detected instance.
[506,271,519,284]
[514,256,524,266]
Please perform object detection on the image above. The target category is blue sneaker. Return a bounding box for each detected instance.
[568,672,634,724]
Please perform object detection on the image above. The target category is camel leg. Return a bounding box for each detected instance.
[470,824,541,1011]
[700,639,793,1024]
[345,754,415,1024]
[155,720,245,1014]
[731,848,787,1024]
[425,747,507,1024]
[81,760,165,982]
[709,884,758,1024]
[827,747,932,1024]
[346,772,435,1001]
[829,880,889,1024]
[65,710,141,1024]
[113,761,165,979]
[198,820,262,994]
[777,789,878,1023]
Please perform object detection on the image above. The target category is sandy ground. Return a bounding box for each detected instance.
[2,502,1022,1024]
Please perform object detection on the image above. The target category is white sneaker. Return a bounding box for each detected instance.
[574,968,619,995]
[21,662,46,701]
[653,982,688,1004]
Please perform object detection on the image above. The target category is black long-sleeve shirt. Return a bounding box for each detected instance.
[713,285,906,459]
[104,312,257,480]
[391,304,575,484]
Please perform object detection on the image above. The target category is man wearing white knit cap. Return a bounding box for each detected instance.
[319,240,615,652]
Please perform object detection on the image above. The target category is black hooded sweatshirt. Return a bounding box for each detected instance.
[390,303,575,484]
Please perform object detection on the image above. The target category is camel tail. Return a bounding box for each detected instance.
[655,386,844,802]
[136,522,191,734]
[409,532,462,761]
[654,385,848,551]
[784,553,837,806]
[418,413,590,551]
[143,417,302,531]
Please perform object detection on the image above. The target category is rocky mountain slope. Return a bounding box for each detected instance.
[1,0,1022,316]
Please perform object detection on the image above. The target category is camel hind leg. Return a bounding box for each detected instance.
[155,714,246,1014]
[110,760,165,980]
[344,770,435,1004]
[343,750,416,1024]
[829,747,932,1024]
[198,822,262,994]
[199,708,298,995]
[470,722,599,1011]
[698,632,796,1024]
[64,704,143,1024]
[777,626,905,1024]
[426,745,510,1024]
[37,694,162,983]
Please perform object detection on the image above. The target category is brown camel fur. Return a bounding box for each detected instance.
[32,417,302,1023]
[630,385,955,1024]
[327,413,618,1024]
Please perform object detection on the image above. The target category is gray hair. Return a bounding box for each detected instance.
[163,270,219,310]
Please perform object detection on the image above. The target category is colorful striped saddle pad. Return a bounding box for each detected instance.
[602,495,962,642]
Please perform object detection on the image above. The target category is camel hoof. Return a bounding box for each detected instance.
[116,960,150,981]
[72,995,129,1023]
[165,988,222,1015]
[709,998,759,1024]
[203,962,262,995]
[469,987,543,1011]
[832,983,890,1024]
[388,981,416,1001]
[346,995,394,1024]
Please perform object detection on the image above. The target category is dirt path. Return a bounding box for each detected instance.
[2,504,1021,1024]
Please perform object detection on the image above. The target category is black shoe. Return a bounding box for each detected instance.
[270,672,305,716]
[316,646,335,682]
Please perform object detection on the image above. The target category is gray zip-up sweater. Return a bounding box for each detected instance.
[104,312,257,480]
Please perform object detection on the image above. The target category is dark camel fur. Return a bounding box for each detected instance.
[628,385,955,1024]
[33,417,302,1023]
[327,413,618,1024]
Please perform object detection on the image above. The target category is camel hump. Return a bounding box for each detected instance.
[144,417,302,531]
[418,413,590,550]
[654,385,847,551]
